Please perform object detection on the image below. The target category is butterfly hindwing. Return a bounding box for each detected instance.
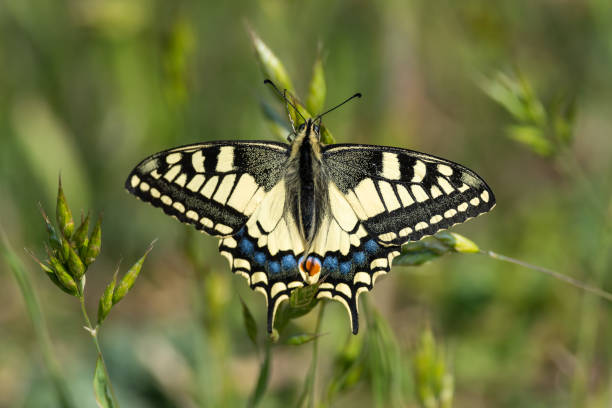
[306,213,400,334]
[218,179,306,332]
[126,141,289,236]
[322,144,496,246]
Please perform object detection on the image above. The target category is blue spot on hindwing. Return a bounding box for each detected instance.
[269,261,281,274]
[323,256,338,272]
[353,251,366,265]
[254,252,266,266]
[239,238,254,256]
[364,239,379,254]
[339,261,352,275]
[281,255,297,271]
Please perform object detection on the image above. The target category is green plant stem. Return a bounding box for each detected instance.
[297,300,326,408]
[570,210,612,405]
[554,149,612,405]
[1,232,76,408]
[79,295,120,407]
[481,250,612,302]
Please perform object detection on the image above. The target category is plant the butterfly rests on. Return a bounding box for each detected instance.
[125,80,496,334]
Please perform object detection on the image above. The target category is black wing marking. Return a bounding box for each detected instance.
[322,144,496,245]
[126,141,289,237]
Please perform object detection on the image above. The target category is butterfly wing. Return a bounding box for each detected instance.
[126,141,289,236]
[306,209,400,334]
[316,144,495,333]
[322,144,496,245]
[218,179,307,332]
[126,141,305,331]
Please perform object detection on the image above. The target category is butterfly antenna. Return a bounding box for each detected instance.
[263,79,307,126]
[315,92,362,121]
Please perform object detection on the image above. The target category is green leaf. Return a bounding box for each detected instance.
[506,124,555,157]
[85,216,102,265]
[241,297,258,348]
[97,269,118,326]
[112,243,153,305]
[289,283,319,309]
[274,283,321,331]
[72,212,90,254]
[306,55,326,115]
[249,343,271,407]
[93,355,115,408]
[56,177,74,239]
[48,255,79,296]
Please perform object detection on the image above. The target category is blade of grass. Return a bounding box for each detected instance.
[296,300,326,408]
[481,250,612,303]
[248,340,271,407]
[0,227,76,408]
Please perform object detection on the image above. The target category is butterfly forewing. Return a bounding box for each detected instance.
[322,144,496,245]
[126,141,289,236]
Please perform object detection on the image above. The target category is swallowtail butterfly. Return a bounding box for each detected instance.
[126,83,495,334]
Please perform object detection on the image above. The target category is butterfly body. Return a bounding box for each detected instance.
[126,115,495,334]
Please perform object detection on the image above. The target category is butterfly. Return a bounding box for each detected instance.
[125,81,495,334]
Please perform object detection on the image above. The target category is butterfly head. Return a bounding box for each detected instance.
[296,118,321,140]
[263,79,361,143]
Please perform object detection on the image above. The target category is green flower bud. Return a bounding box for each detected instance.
[73,212,90,253]
[97,269,117,325]
[56,177,74,239]
[112,243,153,305]
[66,244,86,280]
[49,256,79,296]
[85,216,102,265]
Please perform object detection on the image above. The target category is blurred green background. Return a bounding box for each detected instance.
[2,0,612,407]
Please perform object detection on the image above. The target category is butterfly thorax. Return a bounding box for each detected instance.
[285,119,328,251]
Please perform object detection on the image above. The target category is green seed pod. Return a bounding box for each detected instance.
[112,244,153,305]
[56,178,74,239]
[97,270,117,325]
[49,256,79,296]
[40,206,62,253]
[72,212,90,252]
[85,216,102,265]
[286,333,320,346]
[26,249,72,295]
[247,26,294,95]
[434,231,480,253]
[306,55,326,117]
[59,235,70,263]
[67,244,86,280]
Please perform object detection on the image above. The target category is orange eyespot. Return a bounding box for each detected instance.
[299,256,321,277]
